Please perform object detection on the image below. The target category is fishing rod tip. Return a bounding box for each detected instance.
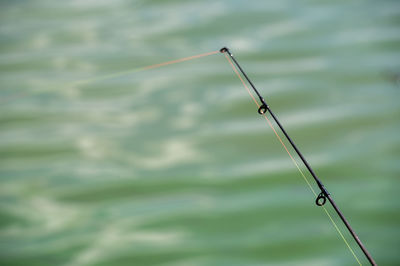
[220,47,229,53]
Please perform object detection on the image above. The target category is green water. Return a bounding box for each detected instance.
[1,0,399,265]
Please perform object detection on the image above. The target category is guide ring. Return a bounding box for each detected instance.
[316,192,327,206]
[258,104,268,115]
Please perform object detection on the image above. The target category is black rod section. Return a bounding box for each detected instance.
[220,46,376,265]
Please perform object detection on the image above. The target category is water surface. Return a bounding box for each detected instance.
[1,0,399,265]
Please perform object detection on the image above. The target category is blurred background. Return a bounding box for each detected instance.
[1,0,399,265]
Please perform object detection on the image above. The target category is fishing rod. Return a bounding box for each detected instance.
[220,47,376,265]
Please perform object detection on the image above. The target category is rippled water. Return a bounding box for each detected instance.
[1,0,399,265]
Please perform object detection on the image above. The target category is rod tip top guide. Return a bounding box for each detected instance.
[220,47,229,53]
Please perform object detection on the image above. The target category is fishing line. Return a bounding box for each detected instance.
[224,52,361,265]
[1,50,220,104]
[2,47,374,264]
[222,47,375,265]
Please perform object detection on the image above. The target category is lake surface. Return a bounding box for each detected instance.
[0,0,399,265]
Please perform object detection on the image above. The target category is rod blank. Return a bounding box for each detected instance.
[220,46,376,265]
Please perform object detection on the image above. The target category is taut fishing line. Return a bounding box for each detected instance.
[4,48,376,265]
[223,49,362,265]
[1,50,219,103]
